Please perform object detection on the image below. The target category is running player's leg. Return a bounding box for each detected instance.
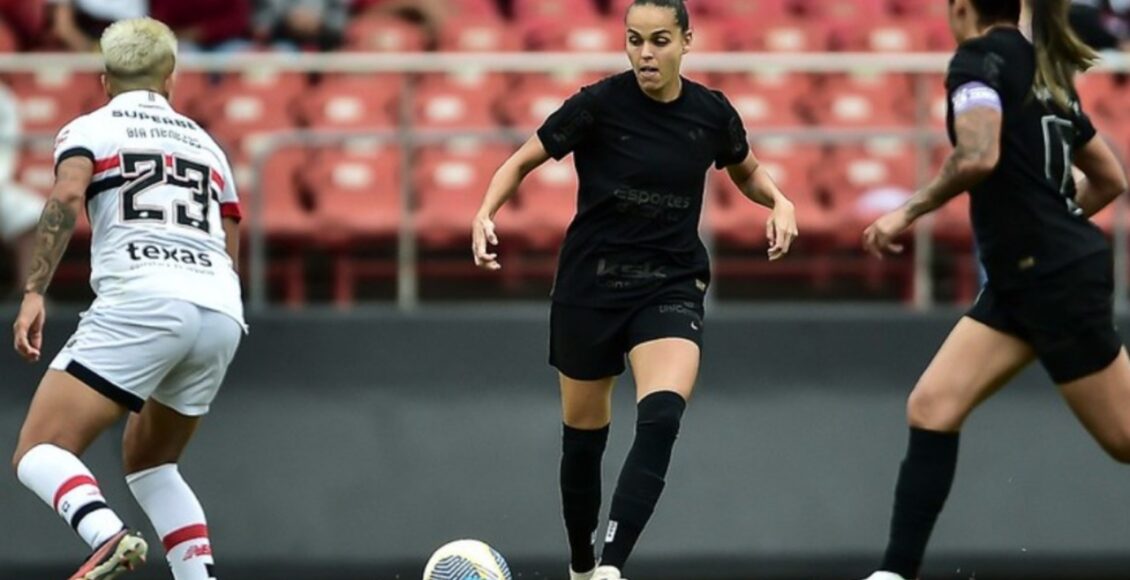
[876,316,1033,579]
[560,374,615,578]
[550,302,625,579]
[1059,351,1130,462]
[124,307,240,580]
[600,305,701,575]
[12,370,131,551]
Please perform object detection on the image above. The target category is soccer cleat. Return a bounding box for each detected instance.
[860,572,912,580]
[570,567,595,580]
[591,565,626,580]
[69,529,148,580]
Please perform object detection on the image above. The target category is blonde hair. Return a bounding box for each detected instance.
[100,18,178,90]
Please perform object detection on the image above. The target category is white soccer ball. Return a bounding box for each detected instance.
[423,539,512,580]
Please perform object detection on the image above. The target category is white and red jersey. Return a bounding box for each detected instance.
[53,90,244,327]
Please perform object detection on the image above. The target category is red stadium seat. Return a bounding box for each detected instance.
[831,19,932,52]
[891,0,951,19]
[688,17,731,52]
[818,139,921,246]
[297,74,402,130]
[231,145,314,306]
[730,18,831,52]
[709,139,834,248]
[807,73,914,128]
[503,159,578,250]
[195,71,306,156]
[610,0,790,19]
[345,15,429,52]
[303,142,403,305]
[6,72,103,134]
[414,140,512,248]
[305,142,402,241]
[715,72,811,127]
[524,15,621,51]
[794,0,888,21]
[439,18,523,52]
[169,71,211,120]
[513,0,599,22]
[413,72,506,129]
[501,72,599,130]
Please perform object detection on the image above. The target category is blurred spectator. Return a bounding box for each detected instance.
[1071,0,1130,51]
[150,0,252,51]
[0,84,45,296]
[48,0,144,51]
[254,0,351,50]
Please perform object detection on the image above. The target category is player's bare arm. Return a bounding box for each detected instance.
[24,156,92,295]
[1073,135,1129,217]
[13,156,92,362]
[863,106,1001,257]
[472,134,551,270]
[725,151,798,261]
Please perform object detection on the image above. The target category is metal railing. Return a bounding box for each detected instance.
[3,52,1128,311]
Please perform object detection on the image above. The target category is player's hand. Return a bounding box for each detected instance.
[863,207,912,259]
[13,292,46,363]
[472,213,501,270]
[766,199,798,261]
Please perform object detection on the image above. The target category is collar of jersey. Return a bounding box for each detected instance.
[110,90,172,109]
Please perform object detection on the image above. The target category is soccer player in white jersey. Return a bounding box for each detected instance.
[10,18,244,580]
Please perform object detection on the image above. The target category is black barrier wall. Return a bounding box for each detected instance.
[2,305,1129,579]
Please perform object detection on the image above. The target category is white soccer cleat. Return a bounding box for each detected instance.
[861,572,912,580]
[591,565,626,580]
[569,567,595,580]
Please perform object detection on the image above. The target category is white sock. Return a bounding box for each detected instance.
[16,444,125,549]
[127,464,215,580]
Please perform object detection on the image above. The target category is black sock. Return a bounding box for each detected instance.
[561,423,609,573]
[600,391,686,571]
[880,427,960,578]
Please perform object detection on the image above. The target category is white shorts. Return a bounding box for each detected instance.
[0,183,44,242]
[50,298,243,416]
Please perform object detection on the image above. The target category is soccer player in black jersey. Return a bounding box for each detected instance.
[471,1,797,578]
[860,1,1129,579]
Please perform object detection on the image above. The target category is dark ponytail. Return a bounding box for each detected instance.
[1029,0,1099,109]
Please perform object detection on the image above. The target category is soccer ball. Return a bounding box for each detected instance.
[423,539,512,580]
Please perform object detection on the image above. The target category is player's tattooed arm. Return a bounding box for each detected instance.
[904,106,1002,221]
[24,156,92,295]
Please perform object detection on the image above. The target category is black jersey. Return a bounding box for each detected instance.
[945,27,1107,289]
[536,71,750,307]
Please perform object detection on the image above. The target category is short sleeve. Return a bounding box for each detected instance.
[945,41,1007,95]
[53,116,101,171]
[215,159,242,222]
[1072,101,1098,149]
[536,88,599,161]
[713,92,750,169]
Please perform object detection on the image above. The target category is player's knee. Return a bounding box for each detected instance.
[637,390,687,439]
[906,385,966,431]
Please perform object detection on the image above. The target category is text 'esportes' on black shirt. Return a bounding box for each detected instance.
[536,71,750,308]
[946,27,1107,289]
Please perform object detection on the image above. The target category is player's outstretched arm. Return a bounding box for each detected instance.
[863,106,1001,258]
[471,134,551,270]
[13,156,92,362]
[222,217,241,274]
[724,151,798,261]
[1073,135,1128,217]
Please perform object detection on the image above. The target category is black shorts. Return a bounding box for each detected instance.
[967,250,1122,383]
[549,300,705,381]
